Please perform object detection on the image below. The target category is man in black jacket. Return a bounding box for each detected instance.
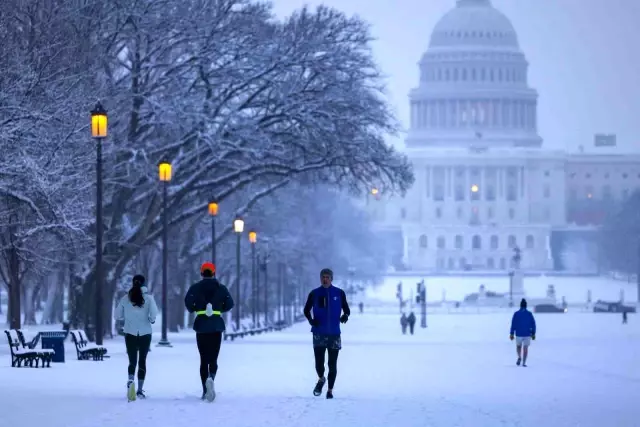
[184,262,234,401]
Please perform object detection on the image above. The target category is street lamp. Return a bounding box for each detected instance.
[249,230,257,326]
[233,216,244,331]
[208,200,218,265]
[157,160,172,347]
[90,101,107,345]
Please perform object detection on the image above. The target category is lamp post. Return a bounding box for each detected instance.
[249,230,257,326]
[233,216,244,331]
[208,200,218,265]
[262,254,269,325]
[157,160,172,347]
[90,102,107,345]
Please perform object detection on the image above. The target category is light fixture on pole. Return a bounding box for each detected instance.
[249,230,257,326]
[90,101,107,345]
[208,200,218,265]
[157,159,172,347]
[233,216,244,331]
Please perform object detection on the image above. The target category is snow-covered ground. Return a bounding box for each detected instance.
[2,308,639,427]
[367,275,639,304]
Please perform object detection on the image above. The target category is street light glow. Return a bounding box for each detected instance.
[471,184,479,192]
[234,216,244,233]
[249,230,257,243]
[158,161,172,182]
[90,102,108,138]
[208,201,219,216]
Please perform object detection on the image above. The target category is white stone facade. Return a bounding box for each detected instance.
[368,0,640,272]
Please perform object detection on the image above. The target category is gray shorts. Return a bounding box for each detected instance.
[313,334,342,350]
[516,336,531,346]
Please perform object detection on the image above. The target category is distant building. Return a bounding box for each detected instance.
[368,0,640,273]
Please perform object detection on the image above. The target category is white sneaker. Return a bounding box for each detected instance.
[205,377,216,402]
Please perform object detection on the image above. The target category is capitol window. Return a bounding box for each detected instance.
[434,184,444,201]
[436,207,442,218]
[486,185,496,201]
[487,258,495,269]
[526,235,534,249]
[508,235,517,248]
[437,236,445,249]
[419,235,428,248]
[455,235,463,250]
[472,235,482,250]
[508,208,515,220]
[543,184,550,198]
[490,235,499,250]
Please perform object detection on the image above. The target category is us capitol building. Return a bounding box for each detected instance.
[368,0,640,273]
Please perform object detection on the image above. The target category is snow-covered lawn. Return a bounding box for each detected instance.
[1,309,638,427]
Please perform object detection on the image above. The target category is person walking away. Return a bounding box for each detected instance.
[303,268,350,399]
[400,313,408,334]
[184,262,234,402]
[115,274,158,401]
[407,311,416,335]
[622,310,628,324]
[510,298,536,367]
[358,302,364,314]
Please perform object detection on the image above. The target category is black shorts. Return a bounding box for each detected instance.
[313,334,341,350]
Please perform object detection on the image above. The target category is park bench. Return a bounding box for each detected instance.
[16,330,54,367]
[4,330,41,367]
[69,330,108,361]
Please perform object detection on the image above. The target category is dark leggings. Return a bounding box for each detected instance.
[196,332,223,392]
[314,347,340,389]
[124,333,152,379]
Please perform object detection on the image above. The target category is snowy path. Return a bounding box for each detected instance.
[2,312,639,427]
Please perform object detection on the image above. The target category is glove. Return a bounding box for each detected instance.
[309,318,319,327]
[340,314,349,324]
[531,334,535,340]
[509,334,514,341]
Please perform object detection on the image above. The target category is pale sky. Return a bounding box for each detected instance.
[272,0,640,153]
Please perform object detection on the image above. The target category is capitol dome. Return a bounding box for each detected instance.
[429,0,519,50]
[406,0,541,149]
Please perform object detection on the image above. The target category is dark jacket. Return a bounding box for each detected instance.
[184,278,234,333]
[510,308,536,337]
[303,285,350,336]
[407,312,416,325]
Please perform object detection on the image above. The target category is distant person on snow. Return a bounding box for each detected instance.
[184,262,234,402]
[622,310,628,324]
[115,274,158,401]
[303,268,350,399]
[400,313,408,334]
[359,302,364,314]
[407,311,416,335]
[510,298,536,367]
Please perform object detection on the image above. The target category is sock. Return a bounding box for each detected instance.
[128,375,134,384]
[138,379,144,391]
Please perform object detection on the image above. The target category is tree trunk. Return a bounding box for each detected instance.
[7,242,21,329]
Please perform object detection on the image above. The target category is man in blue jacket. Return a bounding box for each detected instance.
[303,268,350,399]
[510,298,536,367]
